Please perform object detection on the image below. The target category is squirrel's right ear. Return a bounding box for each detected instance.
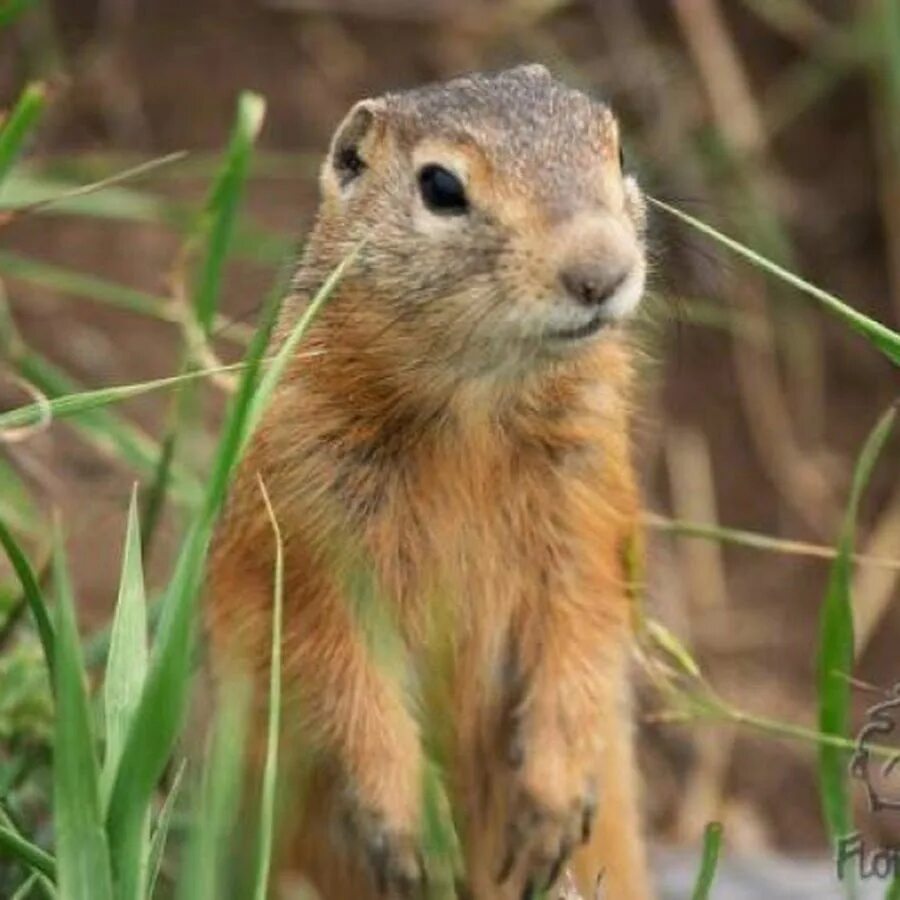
[325,99,387,192]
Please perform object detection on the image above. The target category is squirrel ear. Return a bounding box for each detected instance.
[328,99,386,189]
[512,63,551,80]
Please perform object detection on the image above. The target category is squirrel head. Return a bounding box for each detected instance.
[303,65,646,381]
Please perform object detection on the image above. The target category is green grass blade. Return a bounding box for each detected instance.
[101,489,149,815]
[0,358,246,432]
[0,245,354,441]
[818,405,897,847]
[251,478,283,900]
[10,871,56,900]
[0,825,56,881]
[105,271,286,899]
[177,681,250,900]
[887,869,900,900]
[691,821,723,900]
[645,513,900,570]
[0,519,55,678]
[192,92,266,333]
[245,242,362,442]
[0,251,170,319]
[1,171,289,264]
[0,455,41,536]
[146,93,264,556]
[645,619,702,679]
[0,83,46,188]
[100,238,326,895]
[0,0,37,28]
[0,252,253,343]
[52,530,114,900]
[12,350,203,505]
[139,431,177,556]
[8,152,189,217]
[0,171,174,223]
[11,871,57,900]
[420,761,462,892]
[649,197,900,366]
[146,759,186,899]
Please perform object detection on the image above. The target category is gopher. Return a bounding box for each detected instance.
[207,64,651,899]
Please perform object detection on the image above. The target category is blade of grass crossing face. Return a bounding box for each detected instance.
[252,478,283,900]
[818,406,897,848]
[52,531,114,900]
[648,198,900,366]
[146,759,186,899]
[691,822,723,900]
[104,270,286,899]
[192,92,265,333]
[0,519,55,679]
[101,489,149,820]
[0,83,46,189]
[245,241,363,443]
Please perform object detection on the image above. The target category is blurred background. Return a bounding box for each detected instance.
[1,0,899,894]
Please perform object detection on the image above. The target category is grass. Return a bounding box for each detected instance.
[690,822,723,900]
[1,2,899,898]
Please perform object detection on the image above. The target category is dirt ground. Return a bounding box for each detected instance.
[2,0,899,862]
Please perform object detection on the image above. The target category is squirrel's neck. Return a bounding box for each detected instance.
[250,288,636,541]
[265,281,634,484]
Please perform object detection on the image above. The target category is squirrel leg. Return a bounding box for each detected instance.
[209,558,426,899]
[465,602,650,900]
[568,676,652,900]
[285,588,426,898]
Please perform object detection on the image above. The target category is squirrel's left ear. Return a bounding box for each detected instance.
[325,99,387,192]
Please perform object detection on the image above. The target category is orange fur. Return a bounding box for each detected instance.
[206,66,652,899]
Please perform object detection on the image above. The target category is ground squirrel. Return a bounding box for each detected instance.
[207,65,651,899]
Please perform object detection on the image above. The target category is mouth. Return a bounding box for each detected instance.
[546,310,610,342]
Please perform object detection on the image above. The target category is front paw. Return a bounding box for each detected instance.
[341,783,426,897]
[497,729,598,897]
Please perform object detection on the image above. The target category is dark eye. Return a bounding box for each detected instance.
[618,145,626,171]
[418,164,468,215]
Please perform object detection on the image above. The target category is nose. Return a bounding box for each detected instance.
[560,263,628,308]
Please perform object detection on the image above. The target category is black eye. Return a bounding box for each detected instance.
[618,145,626,171]
[418,164,468,215]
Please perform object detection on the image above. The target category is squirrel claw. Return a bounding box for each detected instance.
[497,763,597,896]
[343,802,426,899]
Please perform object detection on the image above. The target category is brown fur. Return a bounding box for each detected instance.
[207,65,652,899]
